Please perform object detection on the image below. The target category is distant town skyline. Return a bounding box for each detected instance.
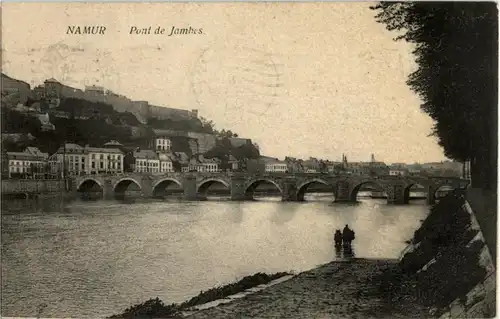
[2,2,448,163]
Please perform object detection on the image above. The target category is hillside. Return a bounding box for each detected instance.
[1,73,32,106]
[1,74,260,159]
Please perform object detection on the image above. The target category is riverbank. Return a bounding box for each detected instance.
[109,258,429,319]
[185,258,429,318]
[108,272,293,318]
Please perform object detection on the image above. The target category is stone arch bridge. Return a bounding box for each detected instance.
[72,172,469,205]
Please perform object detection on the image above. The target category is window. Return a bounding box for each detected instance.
[92,154,95,159]
[100,154,104,160]
[92,162,95,169]
[81,163,85,169]
[100,162,104,169]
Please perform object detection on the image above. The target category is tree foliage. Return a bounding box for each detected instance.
[204,137,260,162]
[371,2,498,189]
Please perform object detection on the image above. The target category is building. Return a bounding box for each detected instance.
[154,136,172,152]
[48,143,124,176]
[389,167,409,176]
[368,161,389,175]
[302,157,321,173]
[390,163,408,169]
[265,159,288,173]
[327,161,343,173]
[188,155,220,173]
[152,129,199,155]
[7,147,49,178]
[285,157,304,173]
[173,152,190,172]
[344,162,368,175]
[158,152,175,173]
[44,78,62,98]
[33,85,46,99]
[228,155,243,171]
[133,150,160,173]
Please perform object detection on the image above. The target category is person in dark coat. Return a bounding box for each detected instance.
[334,229,343,247]
[342,224,355,246]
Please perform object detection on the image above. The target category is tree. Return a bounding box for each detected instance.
[199,116,216,134]
[371,2,498,190]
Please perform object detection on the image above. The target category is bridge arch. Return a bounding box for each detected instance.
[152,178,183,198]
[245,178,283,199]
[296,178,333,201]
[77,178,103,192]
[349,179,386,201]
[197,178,230,196]
[433,184,457,199]
[113,178,142,194]
[402,181,429,203]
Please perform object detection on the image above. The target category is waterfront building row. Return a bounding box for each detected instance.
[5,147,49,178]
[4,142,223,179]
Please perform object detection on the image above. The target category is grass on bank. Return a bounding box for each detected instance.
[108,271,292,319]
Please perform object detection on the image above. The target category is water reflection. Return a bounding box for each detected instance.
[2,197,429,318]
[334,244,356,259]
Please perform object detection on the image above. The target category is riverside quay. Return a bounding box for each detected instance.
[7,172,468,204]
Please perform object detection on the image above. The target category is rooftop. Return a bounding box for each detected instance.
[134,150,158,159]
[104,140,124,147]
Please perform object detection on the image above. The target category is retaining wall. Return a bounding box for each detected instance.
[399,192,496,318]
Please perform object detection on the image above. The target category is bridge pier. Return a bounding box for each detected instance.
[230,176,252,200]
[183,175,199,201]
[103,179,114,200]
[334,180,352,203]
[386,184,407,204]
[426,185,436,205]
[282,179,299,201]
[140,176,153,198]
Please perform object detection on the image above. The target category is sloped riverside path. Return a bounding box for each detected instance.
[185,258,429,319]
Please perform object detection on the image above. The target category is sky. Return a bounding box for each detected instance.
[1,2,447,163]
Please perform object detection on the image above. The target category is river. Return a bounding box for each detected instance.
[1,193,429,318]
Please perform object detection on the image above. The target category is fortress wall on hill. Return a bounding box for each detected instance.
[55,82,195,124]
[149,104,192,121]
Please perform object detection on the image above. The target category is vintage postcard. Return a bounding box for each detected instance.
[1,2,497,319]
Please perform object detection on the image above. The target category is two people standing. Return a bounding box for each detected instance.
[334,224,355,247]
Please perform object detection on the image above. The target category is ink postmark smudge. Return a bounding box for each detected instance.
[40,42,84,83]
[40,42,116,87]
[190,45,284,126]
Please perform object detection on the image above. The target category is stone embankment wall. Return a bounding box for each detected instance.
[399,191,496,319]
[2,179,66,195]
[466,188,497,264]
